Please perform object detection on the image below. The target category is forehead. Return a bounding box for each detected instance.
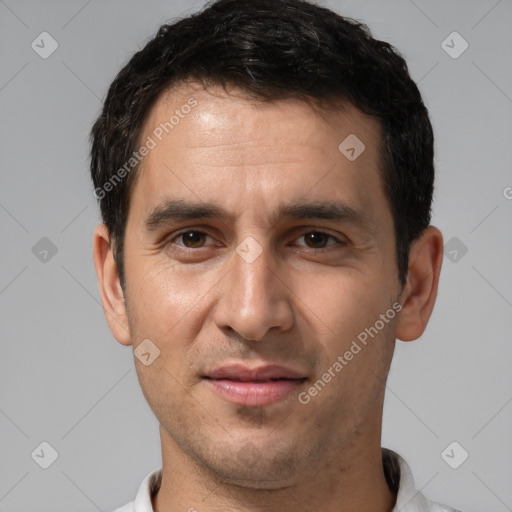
[141,81,382,159]
[130,81,388,228]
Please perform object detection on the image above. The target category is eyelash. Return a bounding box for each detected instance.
[167,229,346,251]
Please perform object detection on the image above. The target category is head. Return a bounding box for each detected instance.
[91,0,442,489]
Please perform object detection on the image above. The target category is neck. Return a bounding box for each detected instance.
[152,407,396,512]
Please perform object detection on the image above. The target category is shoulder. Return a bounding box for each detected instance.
[383,448,464,512]
[109,468,162,512]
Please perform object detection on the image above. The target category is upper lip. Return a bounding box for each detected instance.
[205,364,306,381]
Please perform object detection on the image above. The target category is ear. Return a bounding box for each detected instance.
[396,226,443,342]
[92,223,132,346]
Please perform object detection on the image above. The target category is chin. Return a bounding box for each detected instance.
[204,440,306,489]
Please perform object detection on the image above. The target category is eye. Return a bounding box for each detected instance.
[172,230,214,249]
[165,229,345,252]
[294,231,344,249]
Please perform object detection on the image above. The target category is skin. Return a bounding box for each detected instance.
[93,81,443,512]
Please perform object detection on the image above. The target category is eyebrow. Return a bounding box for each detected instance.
[144,198,375,234]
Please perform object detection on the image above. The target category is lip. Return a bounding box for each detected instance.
[204,364,307,407]
[206,364,305,381]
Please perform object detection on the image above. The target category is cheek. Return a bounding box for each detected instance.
[125,256,208,333]
[293,271,387,339]
[296,271,397,388]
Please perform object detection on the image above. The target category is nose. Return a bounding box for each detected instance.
[212,240,294,341]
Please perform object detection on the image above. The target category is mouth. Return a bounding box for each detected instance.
[203,364,308,407]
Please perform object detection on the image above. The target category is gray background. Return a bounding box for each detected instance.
[1,0,511,511]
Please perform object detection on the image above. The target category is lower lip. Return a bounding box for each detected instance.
[205,378,306,406]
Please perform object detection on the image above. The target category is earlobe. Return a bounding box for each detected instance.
[92,223,132,346]
[395,226,444,342]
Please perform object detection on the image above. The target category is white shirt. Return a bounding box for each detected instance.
[111,448,461,512]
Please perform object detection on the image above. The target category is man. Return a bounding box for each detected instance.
[90,0,459,510]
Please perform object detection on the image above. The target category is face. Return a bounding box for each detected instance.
[116,82,404,487]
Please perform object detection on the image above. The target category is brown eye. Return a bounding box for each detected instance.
[179,231,208,248]
[303,232,330,248]
[297,231,340,249]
